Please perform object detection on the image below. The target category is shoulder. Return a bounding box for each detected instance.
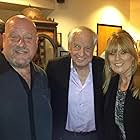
[46,55,71,72]
[32,63,47,78]
[47,55,70,66]
[0,53,12,74]
[131,65,140,89]
[92,56,104,71]
[92,55,104,62]
[92,56,104,65]
[109,75,119,89]
[32,63,50,88]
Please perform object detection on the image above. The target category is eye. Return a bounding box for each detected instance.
[120,50,126,54]
[24,36,34,42]
[8,34,20,42]
[23,34,35,43]
[85,47,92,52]
[73,44,81,50]
[109,51,116,55]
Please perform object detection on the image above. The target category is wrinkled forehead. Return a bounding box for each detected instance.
[73,34,94,49]
[5,18,37,34]
[73,29,92,37]
[73,30,94,42]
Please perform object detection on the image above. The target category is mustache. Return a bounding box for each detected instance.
[13,46,29,53]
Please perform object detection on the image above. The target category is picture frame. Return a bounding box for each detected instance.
[97,24,122,56]
[60,50,69,57]
[57,33,62,47]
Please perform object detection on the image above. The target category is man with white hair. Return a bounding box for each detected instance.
[46,26,104,140]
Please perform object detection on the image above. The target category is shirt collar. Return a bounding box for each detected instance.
[70,58,92,71]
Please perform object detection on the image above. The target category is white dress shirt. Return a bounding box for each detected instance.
[65,62,96,132]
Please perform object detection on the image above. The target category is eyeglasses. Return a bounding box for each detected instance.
[7,33,36,43]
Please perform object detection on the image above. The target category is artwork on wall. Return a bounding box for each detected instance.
[97,24,122,56]
[57,33,62,47]
[60,50,69,57]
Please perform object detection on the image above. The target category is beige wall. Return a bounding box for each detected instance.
[49,0,130,50]
[0,0,140,50]
[129,0,140,40]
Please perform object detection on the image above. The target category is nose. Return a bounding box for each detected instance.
[78,47,85,56]
[115,52,121,60]
[17,37,25,47]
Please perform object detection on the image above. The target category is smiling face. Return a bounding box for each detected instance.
[108,46,134,76]
[105,30,138,78]
[68,28,96,69]
[2,15,38,68]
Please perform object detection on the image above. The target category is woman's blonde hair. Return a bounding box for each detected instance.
[103,30,140,99]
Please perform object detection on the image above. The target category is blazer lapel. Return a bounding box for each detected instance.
[60,56,71,95]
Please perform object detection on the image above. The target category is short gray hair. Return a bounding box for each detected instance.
[68,26,97,46]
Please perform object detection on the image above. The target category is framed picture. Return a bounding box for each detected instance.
[57,33,62,47]
[97,24,122,56]
[60,51,69,57]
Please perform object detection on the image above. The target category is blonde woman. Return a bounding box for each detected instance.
[103,30,140,140]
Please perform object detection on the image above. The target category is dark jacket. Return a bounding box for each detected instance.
[46,55,104,140]
[0,53,52,140]
[104,73,140,140]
